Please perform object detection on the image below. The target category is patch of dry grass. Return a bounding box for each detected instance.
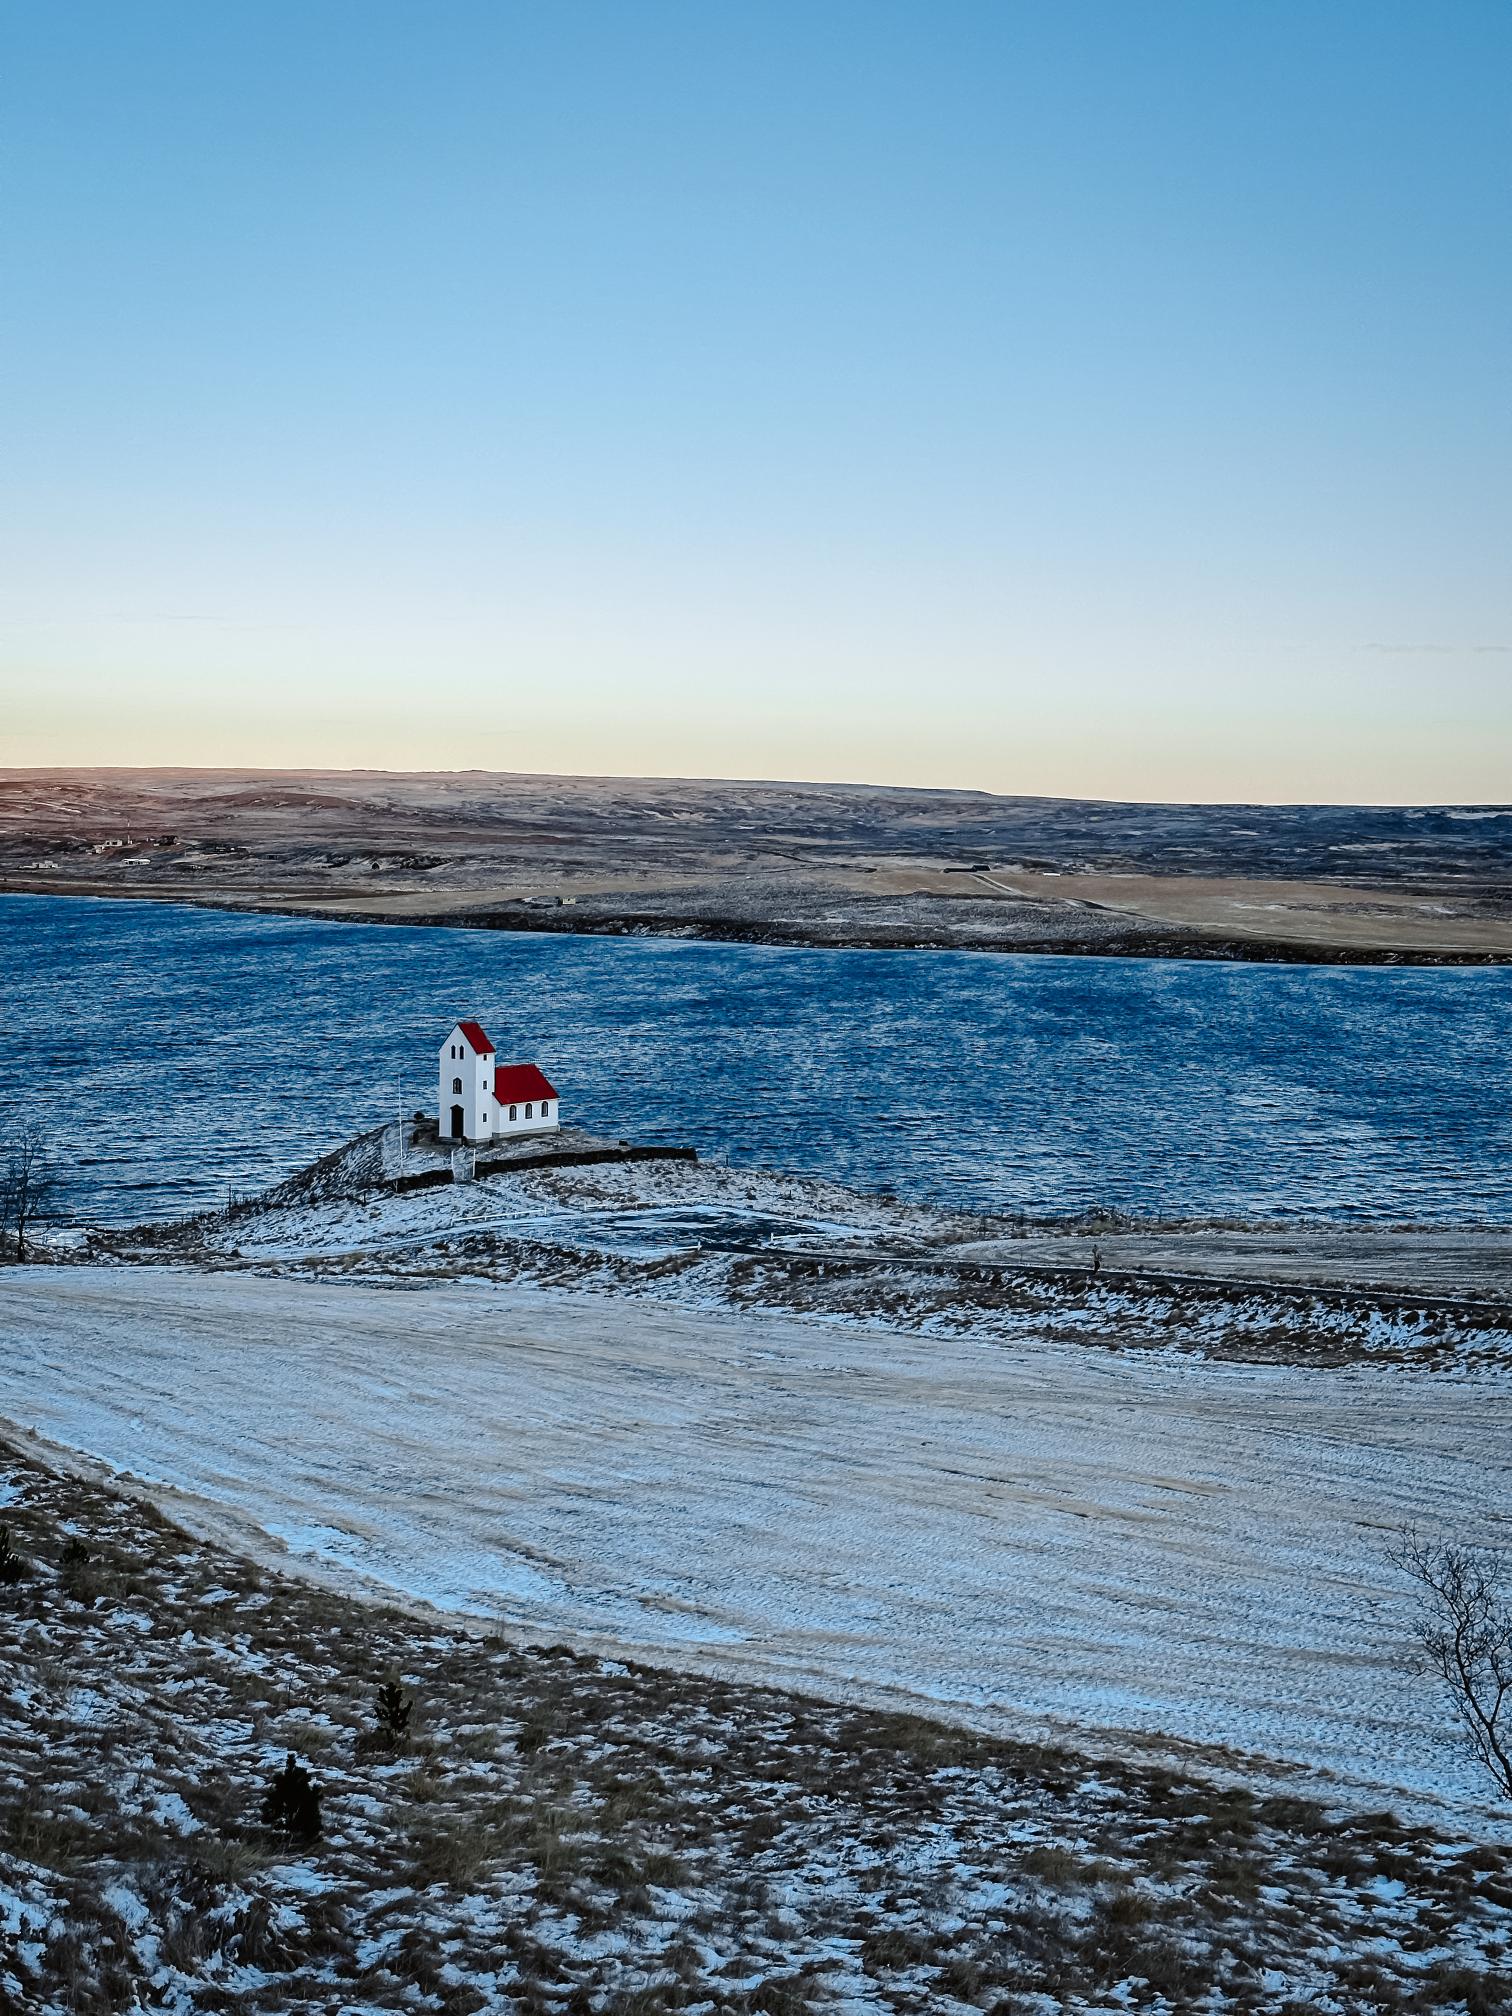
[0,1435,1509,2015]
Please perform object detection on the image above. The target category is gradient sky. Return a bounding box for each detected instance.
[2,2,1509,801]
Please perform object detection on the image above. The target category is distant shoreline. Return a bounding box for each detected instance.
[7,770,1510,966]
[4,878,1510,967]
[312,900,1512,968]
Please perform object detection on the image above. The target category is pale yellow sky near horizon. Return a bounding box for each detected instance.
[4,683,1506,805]
[3,606,1508,804]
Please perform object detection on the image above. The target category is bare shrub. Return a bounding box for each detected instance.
[0,1120,54,1262]
[60,1536,102,1607]
[1394,1532,1512,1798]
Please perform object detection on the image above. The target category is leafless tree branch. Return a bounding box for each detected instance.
[1393,1530,1512,1799]
[0,1120,54,1263]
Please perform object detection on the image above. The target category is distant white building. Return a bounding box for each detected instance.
[438,1020,560,1145]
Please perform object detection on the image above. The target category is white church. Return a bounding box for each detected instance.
[438,1019,560,1146]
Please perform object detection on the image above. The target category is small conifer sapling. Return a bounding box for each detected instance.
[261,1753,322,1845]
[375,1676,414,1750]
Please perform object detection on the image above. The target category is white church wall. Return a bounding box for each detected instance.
[492,1098,560,1138]
[438,1024,494,1142]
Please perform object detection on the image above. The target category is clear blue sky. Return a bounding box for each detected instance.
[2,2,1508,800]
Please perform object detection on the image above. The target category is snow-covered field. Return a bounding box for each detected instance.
[79,1140,1512,1369]
[1,1264,1504,1828]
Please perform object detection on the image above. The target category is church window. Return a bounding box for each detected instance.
[509,1105,517,1121]
[452,1077,462,1094]
[525,1102,533,1119]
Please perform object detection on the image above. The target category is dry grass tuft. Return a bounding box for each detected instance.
[0,1434,1508,2016]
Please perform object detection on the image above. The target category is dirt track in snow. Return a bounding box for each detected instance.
[0,1265,1505,1824]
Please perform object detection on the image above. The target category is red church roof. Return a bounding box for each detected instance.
[494,1064,557,1103]
[455,1020,495,1055]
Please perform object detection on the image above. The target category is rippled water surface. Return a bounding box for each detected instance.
[2,894,1509,1226]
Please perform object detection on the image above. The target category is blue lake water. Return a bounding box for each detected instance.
[1,892,1509,1227]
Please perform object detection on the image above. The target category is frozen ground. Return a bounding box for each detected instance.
[78,1140,1512,1368]
[7,1445,1509,2015]
[0,1264,1505,1830]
